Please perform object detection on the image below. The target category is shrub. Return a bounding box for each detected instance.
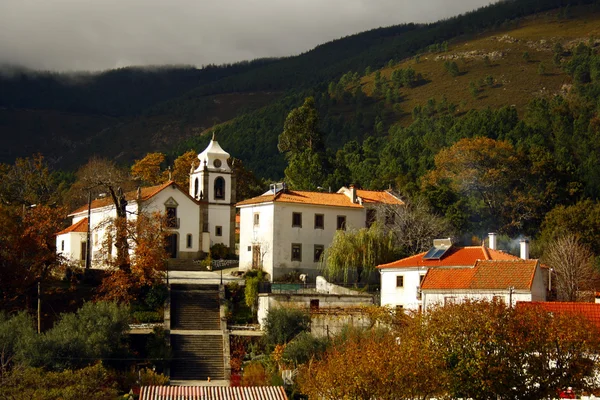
[263,308,310,348]
[132,311,163,323]
[144,283,168,310]
[282,332,330,367]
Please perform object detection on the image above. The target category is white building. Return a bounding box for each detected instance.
[420,259,546,309]
[56,136,236,267]
[236,184,403,281]
[377,235,537,311]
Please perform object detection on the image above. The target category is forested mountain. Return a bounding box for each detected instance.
[4,0,600,241]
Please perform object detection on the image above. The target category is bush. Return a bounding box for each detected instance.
[282,332,330,367]
[132,311,163,323]
[263,308,310,349]
[144,283,168,310]
[210,243,230,260]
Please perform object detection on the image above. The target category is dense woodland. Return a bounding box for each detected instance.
[4,1,600,397]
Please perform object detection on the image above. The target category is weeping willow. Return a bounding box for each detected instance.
[321,223,396,283]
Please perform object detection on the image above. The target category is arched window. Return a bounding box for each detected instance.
[194,178,199,198]
[214,177,225,200]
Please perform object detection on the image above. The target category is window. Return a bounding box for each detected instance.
[216,226,222,236]
[420,274,425,284]
[291,243,302,262]
[61,240,65,251]
[194,178,199,198]
[444,296,456,306]
[314,245,324,262]
[314,214,324,229]
[310,299,320,311]
[186,234,192,248]
[166,206,178,228]
[248,246,252,252]
[366,209,376,227]
[396,275,404,288]
[214,176,225,200]
[336,215,346,230]
[292,212,302,227]
[253,213,260,226]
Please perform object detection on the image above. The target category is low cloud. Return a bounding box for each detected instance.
[0,0,494,71]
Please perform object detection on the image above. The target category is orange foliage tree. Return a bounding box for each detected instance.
[97,211,168,303]
[131,153,166,185]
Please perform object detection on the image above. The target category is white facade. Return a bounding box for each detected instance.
[57,136,237,267]
[189,135,236,250]
[239,201,366,281]
[380,267,428,311]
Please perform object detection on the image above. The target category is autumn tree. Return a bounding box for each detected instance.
[421,137,527,234]
[97,211,168,303]
[131,152,166,185]
[171,150,199,187]
[543,235,598,302]
[321,223,397,283]
[74,158,133,271]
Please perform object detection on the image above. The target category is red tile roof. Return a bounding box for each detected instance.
[377,246,520,269]
[236,190,364,208]
[139,386,288,400]
[356,189,404,205]
[70,181,189,215]
[420,259,539,291]
[517,301,600,330]
[56,217,88,235]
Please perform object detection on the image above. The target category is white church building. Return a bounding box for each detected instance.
[56,135,236,268]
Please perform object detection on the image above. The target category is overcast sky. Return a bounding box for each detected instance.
[0,0,495,72]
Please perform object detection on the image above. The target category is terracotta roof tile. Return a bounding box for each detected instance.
[517,301,600,330]
[70,181,184,215]
[356,189,404,205]
[236,190,363,208]
[56,217,88,235]
[420,259,539,291]
[377,246,520,269]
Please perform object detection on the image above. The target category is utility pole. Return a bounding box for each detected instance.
[509,286,515,308]
[37,281,41,334]
[85,191,92,270]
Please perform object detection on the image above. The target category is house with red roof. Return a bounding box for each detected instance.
[517,301,600,331]
[420,259,546,310]
[377,234,542,311]
[236,184,403,281]
[57,136,236,267]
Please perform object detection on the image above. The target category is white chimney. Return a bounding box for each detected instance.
[488,233,497,250]
[349,185,357,204]
[520,238,530,260]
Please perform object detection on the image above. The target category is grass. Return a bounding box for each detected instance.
[359,5,600,127]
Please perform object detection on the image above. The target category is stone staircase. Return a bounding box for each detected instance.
[167,259,207,272]
[168,284,228,381]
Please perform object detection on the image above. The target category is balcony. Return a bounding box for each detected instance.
[166,217,180,229]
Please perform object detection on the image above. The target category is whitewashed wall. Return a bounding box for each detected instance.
[380,267,427,310]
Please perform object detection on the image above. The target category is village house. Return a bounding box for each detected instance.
[420,258,546,310]
[236,184,403,281]
[378,234,542,311]
[56,136,236,267]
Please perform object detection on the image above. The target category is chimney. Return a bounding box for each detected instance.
[520,238,530,260]
[488,233,497,250]
[349,185,357,204]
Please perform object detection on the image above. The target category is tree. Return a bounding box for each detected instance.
[421,137,525,234]
[97,211,168,303]
[230,158,264,201]
[278,97,330,190]
[543,235,598,302]
[171,150,199,188]
[321,223,397,283]
[131,152,166,185]
[75,158,133,271]
[0,363,118,400]
[376,199,453,258]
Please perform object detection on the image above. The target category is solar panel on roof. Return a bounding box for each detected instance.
[423,243,452,260]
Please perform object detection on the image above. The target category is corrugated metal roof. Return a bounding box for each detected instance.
[139,386,288,400]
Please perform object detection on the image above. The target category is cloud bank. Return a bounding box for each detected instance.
[0,0,494,71]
